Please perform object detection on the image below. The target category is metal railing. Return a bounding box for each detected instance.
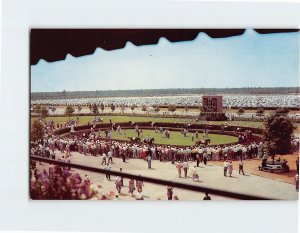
[31,156,274,200]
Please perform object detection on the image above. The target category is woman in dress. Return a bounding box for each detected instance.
[136,179,144,193]
[128,179,135,197]
[115,176,122,194]
[176,161,183,178]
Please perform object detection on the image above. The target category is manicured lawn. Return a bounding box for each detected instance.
[31,115,195,126]
[109,129,239,146]
[30,114,300,132]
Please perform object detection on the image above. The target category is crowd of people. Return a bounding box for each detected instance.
[31,117,300,199]
[32,118,300,165]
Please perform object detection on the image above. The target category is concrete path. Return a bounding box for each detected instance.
[37,151,298,200]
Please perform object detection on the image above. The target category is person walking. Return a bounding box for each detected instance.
[203,152,208,166]
[176,161,183,178]
[115,176,122,194]
[183,161,189,178]
[223,160,229,177]
[107,150,113,164]
[147,154,152,169]
[239,159,245,175]
[101,153,107,165]
[227,160,233,177]
[121,150,126,163]
[196,153,200,167]
[104,164,111,180]
[119,168,124,186]
[128,179,135,197]
[136,179,144,193]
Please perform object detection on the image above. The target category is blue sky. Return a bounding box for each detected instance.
[31,29,299,92]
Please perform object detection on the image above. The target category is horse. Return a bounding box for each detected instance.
[143,138,155,145]
[128,137,141,143]
[195,139,211,146]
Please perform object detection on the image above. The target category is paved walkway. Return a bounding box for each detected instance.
[37,151,298,200]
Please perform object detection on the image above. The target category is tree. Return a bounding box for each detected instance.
[264,115,295,156]
[184,106,189,115]
[110,104,116,113]
[92,103,99,120]
[256,107,265,117]
[130,104,136,114]
[65,105,75,119]
[154,105,160,113]
[168,104,177,115]
[77,105,82,112]
[100,103,105,113]
[33,105,41,116]
[237,107,245,116]
[40,106,49,118]
[141,105,147,114]
[274,107,290,116]
[31,120,44,142]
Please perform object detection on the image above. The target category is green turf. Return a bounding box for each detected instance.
[31,115,190,125]
[30,115,300,132]
[108,129,239,146]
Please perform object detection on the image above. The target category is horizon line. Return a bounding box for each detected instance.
[31,86,300,94]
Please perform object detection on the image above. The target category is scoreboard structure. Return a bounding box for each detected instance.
[202,95,223,113]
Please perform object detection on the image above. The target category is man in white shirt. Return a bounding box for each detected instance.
[223,160,229,176]
[104,164,111,180]
[107,150,113,164]
[183,161,189,178]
